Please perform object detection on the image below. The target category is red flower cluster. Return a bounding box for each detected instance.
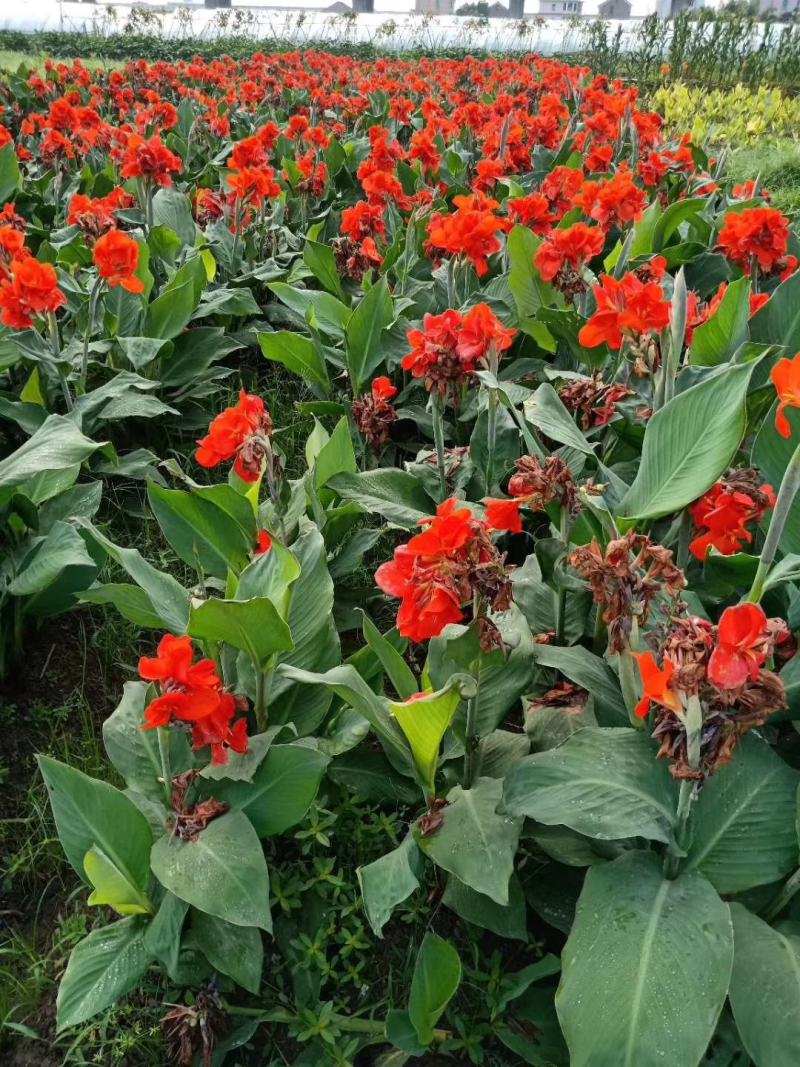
[708,603,771,690]
[403,303,516,395]
[195,390,274,482]
[771,353,800,439]
[534,222,605,288]
[139,635,248,766]
[578,271,671,350]
[68,188,134,242]
[375,498,512,643]
[352,376,399,451]
[0,258,65,330]
[93,230,144,294]
[120,133,183,187]
[689,474,776,559]
[427,193,511,277]
[718,207,793,276]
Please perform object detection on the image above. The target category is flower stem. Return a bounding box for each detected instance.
[431,391,448,502]
[254,665,269,733]
[763,865,800,922]
[664,693,701,879]
[463,647,483,790]
[746,438,800,603]
[47,311,72,412]
[156,727,172,808]
[80,277,103,395]
[554,504,570,643]
[617,642,643,729]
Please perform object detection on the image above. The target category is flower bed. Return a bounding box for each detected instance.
[2,50,800,1067]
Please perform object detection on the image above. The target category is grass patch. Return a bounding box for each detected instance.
[727,139,800,217]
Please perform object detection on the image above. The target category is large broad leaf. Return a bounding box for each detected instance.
[268,282,350,338]
[408,933,461,1046]
[152,187,196,247]
[77,521,190,634]
[313,416,357,489]
[0,415,103,494]
[37,756,152,911]
[259,330,330,392]
[212,743,329,837]
[443,873,528,942]
[749,269,800,354]
[360,613,417,701]
[507,224,556,322]
[617,361,756,521]
[524,384,594,455]
[188,596,293,668]
[102,682,192,805]
[416,777,522,905]
[690,276,751,367]
[0,141,21,203]
[728,904,800,1067]
[358,834,424,937]
[190,911,263,994]
[329,469,435,529]
[56,917,151,1032]
[8,521,97,598]
[150,810,271,931]
[388,684,463,796]
[147,482,253,579]
[503,727,677,842]
[686,735,800,893]
[304,238,345,299]
[557,851,733,1067]
[346,276,393,393]
[527,642,626,725]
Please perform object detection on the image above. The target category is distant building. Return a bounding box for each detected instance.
[509,0,525,14]
[527,0,583,13]
[760,0,800,12]
[598,0,632,14]
[416,0,455,11]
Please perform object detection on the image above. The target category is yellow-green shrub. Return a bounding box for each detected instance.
[650,82,800,145]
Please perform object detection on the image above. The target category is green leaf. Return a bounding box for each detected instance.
[37,756,152,904]
[749,268,800,353]
[417,777,522,905]
[556,851,733,1067]
[360,612,417,701]
[527,642,625,724]
[80,583,164,630]
[524,384,595,455]
[147,482,253,579]
[77,521,190,634]
[728,904,800,1067]
[358,834,423,937]
[0,415,103,494]
[259,330,330,392]
[686,735,800,893]
[150,811,272,931]
[0,141,21,203]
[8,521,96,597]
[84,845,153,916]
[752,400,800,553]
[213,743,329,837]
[388,683,463,796]
[268,282,350,338]
[329,469,435,528]
[618,361,757,521]
[690,276,751,367]
[102,682,192,804]
[56,917,151,1032]
[188,596,293,668]
[503,727,677,842]
[346,277,394,393]
[408,932,461,1046]
[313,416,357,488]
[152,187,196,247]
[443,873,528,941]
[144,893,188,979]
[191,911,263,994]
[304,239,345,299]
[653,197,710,250]
[507,224,556,322]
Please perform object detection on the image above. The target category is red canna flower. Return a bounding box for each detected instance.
[507,192,557,234]
[455,303,517,368]
[427,199,510,277]
[139,634,223,728]
[120,133,183,187]
[0,258,65,329]
[771,353,800,438]
[573,168,647,230]
[631,651,683,719]
[483,497,523,534]
[534,222,605,284]
[708,603,770,690]
[403,309,464,394]
[372,376,397,401]
[578,272,671,349]
[254,530,273,555]
[228,165,281,206]
[689,475,775,559]
[93,229,143,294]
[195,390,273,482]
[718,207,790,275]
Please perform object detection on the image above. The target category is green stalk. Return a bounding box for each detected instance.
[157,727,172,808]
[224,1004,450,1043]
[254,664,268,733]
[746,438,800,603]
[763,865,800,922]
[462,664,483,790]
[664,693,701,879]
[47,311,72,412]
[431,390,448,502]
[80,276,103,395]
[617,641,644,730]
[554,504,570,643]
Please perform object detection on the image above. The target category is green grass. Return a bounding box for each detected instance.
[727,139,800,217]
[0,51,118,72]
